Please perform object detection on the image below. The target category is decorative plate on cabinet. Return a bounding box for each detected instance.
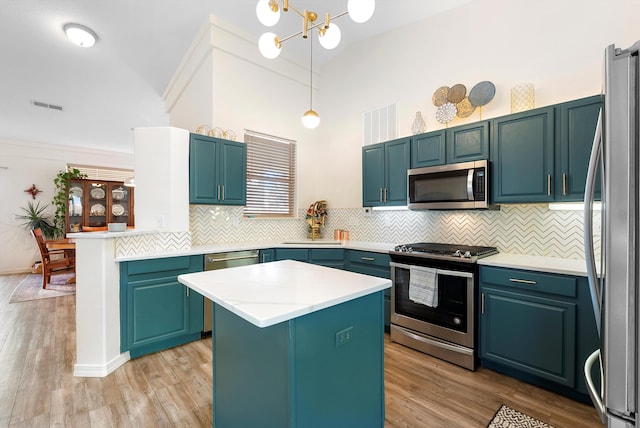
[456,97,476,118]
[112,204,125,216]
[90,204,106,216]
[435,102,457,124]
[469,81,496,107]
[448,84,467,104]
[90,187,105,199]
[432,86,450,107]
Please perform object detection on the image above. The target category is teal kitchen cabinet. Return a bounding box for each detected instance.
[345,250,391,332]
[259,248,275,263]
[491,106,555,203]
[362,137,410,207]
[410,130,446,168]
[410,122,488,168]
[274,248,345,269]
[189,133,246,205]
[446,121,490,164]
[555,95,603,201]
[120,255,204,358]
[479,266,599,401]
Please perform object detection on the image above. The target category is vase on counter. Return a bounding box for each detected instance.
[411,111,426,135]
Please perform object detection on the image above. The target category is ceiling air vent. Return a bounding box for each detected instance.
[31,100,63,111]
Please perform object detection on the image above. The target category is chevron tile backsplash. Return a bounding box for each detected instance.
[115,232,191,258]
[190,204,600,260]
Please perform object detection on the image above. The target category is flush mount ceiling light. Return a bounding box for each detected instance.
[63,23,98,48]
[256,0,375,59]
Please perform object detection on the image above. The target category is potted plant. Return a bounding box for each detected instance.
[16,200,58,239]
[52,167,86,234]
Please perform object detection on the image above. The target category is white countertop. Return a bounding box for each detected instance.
[177,260,391,328]
[479,253,595,277]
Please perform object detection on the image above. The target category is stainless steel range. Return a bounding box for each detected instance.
[388,242,498,370]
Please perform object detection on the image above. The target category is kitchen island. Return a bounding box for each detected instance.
[178,259,391,428]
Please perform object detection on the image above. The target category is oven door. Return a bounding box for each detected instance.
[390,261,474,348]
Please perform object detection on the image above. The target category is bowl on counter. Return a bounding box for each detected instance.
[107,222,127,232]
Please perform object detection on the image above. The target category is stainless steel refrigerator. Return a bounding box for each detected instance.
[584,41,640,427]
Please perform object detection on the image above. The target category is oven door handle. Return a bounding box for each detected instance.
[390,262,473,279]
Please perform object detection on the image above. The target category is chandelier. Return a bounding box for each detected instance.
[256,0,376,128]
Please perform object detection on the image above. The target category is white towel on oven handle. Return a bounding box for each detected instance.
[409,266,438,308]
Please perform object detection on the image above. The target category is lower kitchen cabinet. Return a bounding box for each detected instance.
[345,250,391,332]
[259,248,275,263]
[274,248,345,269]
[120,255,204,358]
[479,266,599,401]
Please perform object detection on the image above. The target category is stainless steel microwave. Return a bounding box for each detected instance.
[407,160,493,210]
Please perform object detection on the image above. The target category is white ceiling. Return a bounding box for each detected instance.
[0,0,471,152]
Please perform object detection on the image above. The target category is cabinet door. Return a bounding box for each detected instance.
[384,137,410,205]
[66,180,84,233]
[274,248,309,261]
[410,131,446,168]
[309,248,345,269]
[446,121,489,164]
[108,183,133,226]
[86,180,109,227]
[120,255,203,358]
[556,95,603,201]
[218,140,247,205]
[189,134,218,204]
[362,143,385,207]
[259,249,275,263]
[480,286,576,388]
[491,107,555,203]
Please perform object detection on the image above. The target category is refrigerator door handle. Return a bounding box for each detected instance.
[584,349,607,423]
[583,108,603,336]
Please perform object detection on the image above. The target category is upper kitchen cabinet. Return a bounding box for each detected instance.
[362,138,410,207]
[410,130,446,168]
[410,122,489,168]
[446,121,490,164]
[555,95,603,201]
[189,133,246,205]
[66,179,134,233]
[491,106,555,203]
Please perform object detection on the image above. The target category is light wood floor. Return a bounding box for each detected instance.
[0,273,603,427]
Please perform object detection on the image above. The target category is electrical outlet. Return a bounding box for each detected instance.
[335,326,353,347]
[363,207,372,217]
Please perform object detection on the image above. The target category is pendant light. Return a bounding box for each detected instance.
[302,35,319,129]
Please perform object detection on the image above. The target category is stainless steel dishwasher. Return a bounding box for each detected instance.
[203,250,260,333]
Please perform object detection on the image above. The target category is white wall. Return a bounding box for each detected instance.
[0,139,134,273]
[316,0,640,207]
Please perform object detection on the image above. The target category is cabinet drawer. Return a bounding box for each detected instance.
[310,248,345,261]
[275,248,309,261]
[348,250,390,268]
[480,266,576,297]
[126,256,198,276]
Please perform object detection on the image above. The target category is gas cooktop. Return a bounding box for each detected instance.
[390,242,498,263]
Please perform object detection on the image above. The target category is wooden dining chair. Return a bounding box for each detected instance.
[32,228,75,289]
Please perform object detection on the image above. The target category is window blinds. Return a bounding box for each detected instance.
[243,131,296,218]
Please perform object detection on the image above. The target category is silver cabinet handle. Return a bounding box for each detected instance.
[217,185,221,200]
[379,188,383,203]
[361,257,375,261]
[383,188,388,203]
[562,173,567,196]
[221,185,225,201]
[481,292,485,314]
[547,174,551,196]
[509,278,537,285]
[186,287,190,297]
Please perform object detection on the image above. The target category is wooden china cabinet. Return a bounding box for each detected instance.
[65,179,135,233]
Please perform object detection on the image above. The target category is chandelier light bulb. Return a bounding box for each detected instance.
[256,0,280,27]
[63,23,98,47]
[347,0,375,23]
[258,32,281,59]
[318,23,341,50]
[302,109,320,128]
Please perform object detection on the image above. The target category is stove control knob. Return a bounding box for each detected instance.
[463,251,472,259]
[406,246,413,253]
[453,250,462,257]
[394,245,403,252]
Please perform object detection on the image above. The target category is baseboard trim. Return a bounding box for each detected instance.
[73,351,131,377]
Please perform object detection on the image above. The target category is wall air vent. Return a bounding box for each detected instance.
[31,100,63,111]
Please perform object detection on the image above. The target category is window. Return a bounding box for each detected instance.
[68,164,134,183]
[244,131,296,218]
